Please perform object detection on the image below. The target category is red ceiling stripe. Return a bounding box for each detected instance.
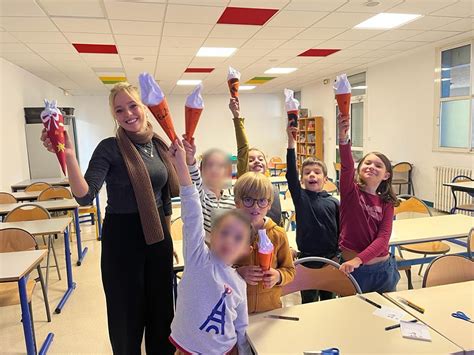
[298,49,340,57]
[73,43,118,54]
[217,7,278,26]
[185,68,215,73]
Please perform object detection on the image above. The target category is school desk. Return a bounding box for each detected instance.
[384,281,474,352]
[246,292,463,354]
[443,181,474,194]
[0,218,77,314]
[10,191,41,202]
[0,200,88,266]
[0,250,54,355]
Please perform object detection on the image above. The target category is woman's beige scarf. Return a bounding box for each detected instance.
[116,121,179,244]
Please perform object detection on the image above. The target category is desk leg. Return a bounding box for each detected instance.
[55,226,76,314]
[19,276,36,355]
[95,195,102,241]
[74,208,88,266]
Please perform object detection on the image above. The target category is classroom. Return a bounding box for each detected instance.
[0,0,473,354]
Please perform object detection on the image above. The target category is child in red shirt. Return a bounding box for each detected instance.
[337,114,400,293]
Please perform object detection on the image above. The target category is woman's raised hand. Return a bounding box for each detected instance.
[41,128,75,156]
[182,135,197,166]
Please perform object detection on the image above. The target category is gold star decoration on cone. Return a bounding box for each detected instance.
[57,142,65,152]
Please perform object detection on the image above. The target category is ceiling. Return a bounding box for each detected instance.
[0,0,472,96]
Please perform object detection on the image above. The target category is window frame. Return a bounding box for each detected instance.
[433,39,473,154]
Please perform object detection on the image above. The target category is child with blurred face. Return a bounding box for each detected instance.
[168,139,252,355]
[183,137,235,237]
[233,172,295,313]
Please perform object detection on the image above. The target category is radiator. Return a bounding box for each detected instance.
[434,166,473,214]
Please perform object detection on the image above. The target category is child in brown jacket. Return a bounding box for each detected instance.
[234,172,295,313]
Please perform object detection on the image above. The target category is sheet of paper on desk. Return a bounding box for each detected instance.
[400,320,431,342]
[373,305,406,322]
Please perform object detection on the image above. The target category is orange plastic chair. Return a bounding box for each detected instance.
[422,255,474,288]
[171,217,183,241]
[392,162,414,195]
[323,180,338,194]
[468,228,474,260]
[38,186,73,201]
[24,182,52,192]
[0,192,17,204]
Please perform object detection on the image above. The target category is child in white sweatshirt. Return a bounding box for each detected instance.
[168,138,253,355]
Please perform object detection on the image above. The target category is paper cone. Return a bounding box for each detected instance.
[287,110,299,140]
[228,78,239,99]
[336,93,351,116]
[258,250,273,271]
[185,106,203,142]
[148,98,178,142]
[41,110,66,175]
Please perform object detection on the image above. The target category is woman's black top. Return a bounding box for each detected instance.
[75,137,172,216]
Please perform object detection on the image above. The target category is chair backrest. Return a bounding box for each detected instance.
[282,257,362,297]
[395,194,432,218]
[25,182,52,192]
[468,228,474,260]
[5,203,51,222]
[0,192,17,204]
[171,217,183,241]
[269,157,282,164]
[38,186,73,201]
[333,162,341,172]
[0,228,37,252]
[323,180,338,194]
[393,162,413,174]
[452,175,473,184]
[422,255,474,288]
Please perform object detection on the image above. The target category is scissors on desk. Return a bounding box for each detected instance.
[451,311,474,323]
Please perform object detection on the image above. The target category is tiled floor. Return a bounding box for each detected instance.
[0,218,468,354]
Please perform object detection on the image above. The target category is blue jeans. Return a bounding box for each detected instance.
[351,255,400,293]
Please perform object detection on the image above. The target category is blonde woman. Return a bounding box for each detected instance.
[41,82,179,354]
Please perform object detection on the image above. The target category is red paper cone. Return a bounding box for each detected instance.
[336,93,351,116]
[42,112,67,175]
[287,109,299,139]
[228,78,239,99]
[258,250,273,271]
[148,98,178,142]
[185,106,203,142]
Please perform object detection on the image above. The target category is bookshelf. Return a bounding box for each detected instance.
[296,116,324,169]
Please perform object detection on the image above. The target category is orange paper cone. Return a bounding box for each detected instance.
[287,109,299,140]
[258,250,273,271]
[148,98,178,142]
[228,78,239,99]
[185,106,203,142]
[336,93,351,116]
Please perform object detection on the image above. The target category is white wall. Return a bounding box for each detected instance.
[0,58,73,191]
[301,47,474,203]
[73,93,286,173]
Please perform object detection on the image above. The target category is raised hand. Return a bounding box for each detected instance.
[41,128,74,156]
[229,97,240,119]
[169,139,192,186]
[182,135,197,166]
[337,113,350,143]
[287,125,297,149]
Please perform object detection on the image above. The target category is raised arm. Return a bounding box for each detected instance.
[337,114,356,197]
[229,98,249,177]
[182,137,206,200]
[285,125,301,201]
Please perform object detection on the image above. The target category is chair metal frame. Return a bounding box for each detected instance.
[449,175,474,214]
[468,227,474,260]
[392,162,414,195]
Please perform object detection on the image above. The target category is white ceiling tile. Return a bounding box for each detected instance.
[81,53,122,64]
[63,32,115,44]
[405,30,462,42]
[252,27,305,40]
[225,56,263,67]
[285,0,348,12]
[11,31,67,43]
[160,36,204,48]
[0,0,46,16]
[202,37,247,47]
[0,43,34,53]
[52,18,111,33]
[163,23,213,37]
[370,29,424,41]
[39,52,83,61]
[234,47,273,56]
[242,39,287,49]
[208,24,260,39]
[0,51,37,63]
[39,0,104,17]
[0,17,57,32]
[386,0,457,15]
[294,27,346,40]
[27,43,76,53]
[315,39,359,49]
[228,0,289,8]
[312,12,374,28]
[189,56,228,66]
[333,29,385,40]
[166,4,225,24]
[382,41,427,51]
[157,55,194,64]
[267,48,306,57]
[104,1,165,21]
[430,0,473,17]
[329,49,370,57]
[401,16,460,30]
[282,56,322,65]
[159,47,198,55]
[114,34,160,46]
[110,20,162,35]
[266,10,328,27]
[0,32,19,43]
[117,45,158,55]
[434,18,473,32]
[167,0,227,4]
[121,54,156,63]
[348,40,393,49]
[358,49,402,58]
[336,0,403,13]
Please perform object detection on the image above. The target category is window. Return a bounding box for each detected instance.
[336,72,366,162]
[435,41,473,152]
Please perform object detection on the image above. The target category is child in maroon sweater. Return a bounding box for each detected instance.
[337,114,400,293]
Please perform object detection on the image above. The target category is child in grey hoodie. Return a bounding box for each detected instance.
[168,138,254,355]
